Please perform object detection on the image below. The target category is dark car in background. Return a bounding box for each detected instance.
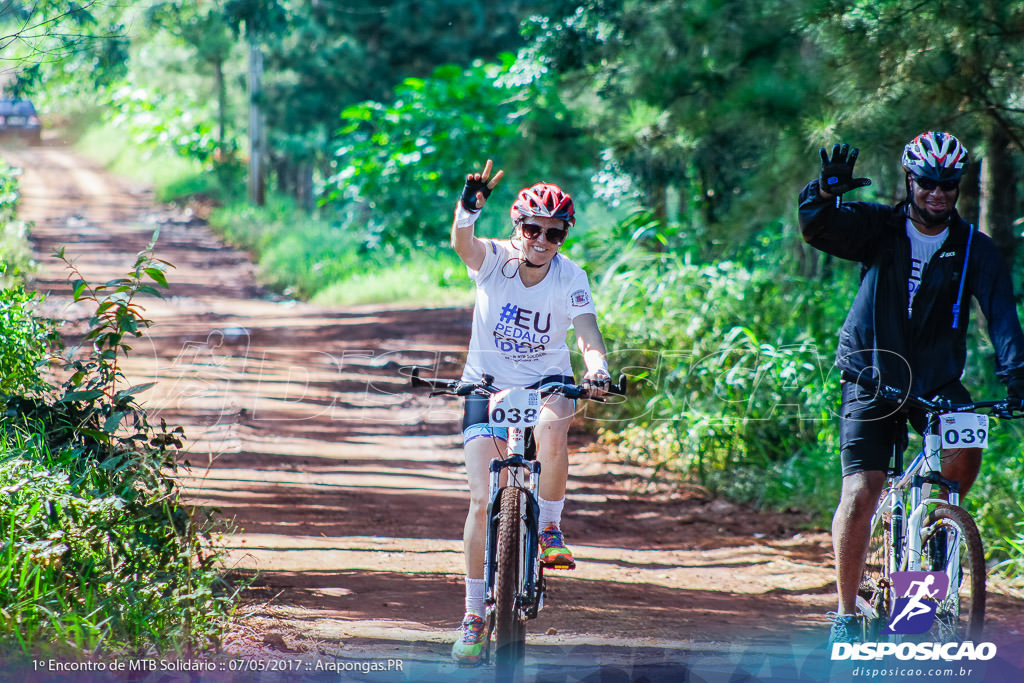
[0,99,42,144]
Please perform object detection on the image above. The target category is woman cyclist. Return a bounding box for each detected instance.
[449,159,612,664]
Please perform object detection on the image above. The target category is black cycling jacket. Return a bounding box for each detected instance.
[798,179,1024,398]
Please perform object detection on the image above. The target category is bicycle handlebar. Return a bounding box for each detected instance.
[846,373,1024,419]
[407,367,627,401]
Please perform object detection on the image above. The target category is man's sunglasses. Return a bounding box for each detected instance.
[520,223,568,244]
[913,176,960,192]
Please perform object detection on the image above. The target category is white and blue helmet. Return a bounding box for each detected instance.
[901,131,969,181]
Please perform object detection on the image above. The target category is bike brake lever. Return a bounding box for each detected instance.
[993,402,1023,419]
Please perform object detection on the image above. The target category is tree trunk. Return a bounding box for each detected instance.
[214,58,227,154]
[297,162,314,212]
[248,42,265,207]
[979,126,1017,263]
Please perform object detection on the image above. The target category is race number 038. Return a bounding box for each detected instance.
[488,388,542,428]
[939,413,989,449]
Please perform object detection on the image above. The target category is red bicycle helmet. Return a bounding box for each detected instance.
[510,182,576,227]
[901,131,969,181]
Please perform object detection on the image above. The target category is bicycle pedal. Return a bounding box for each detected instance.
[540,558,576,570]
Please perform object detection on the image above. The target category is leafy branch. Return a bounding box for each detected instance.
[47,229,181,458]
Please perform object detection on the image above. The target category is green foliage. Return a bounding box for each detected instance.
[1,240,236,655]
[585,218,853,514]
[519,0,820,230]
[252,1,548,192]
[209,195,473,306]
[107,85,224,167]
[808,0,1024,135]
[325,55,589,247]
[0,444,230,655]
[0,1,131,95]
[0,285,58,397]
[0,161,53,398]
[0,161,35,286]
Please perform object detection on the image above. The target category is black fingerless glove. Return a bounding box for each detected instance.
[819,143,872,195]
[461,177,492,211]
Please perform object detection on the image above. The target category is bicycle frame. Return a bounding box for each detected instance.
[857,383,1021,641]
[871,413,965,579]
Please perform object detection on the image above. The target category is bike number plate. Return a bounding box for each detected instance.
[489,388,542,428]
[939,413,989,449]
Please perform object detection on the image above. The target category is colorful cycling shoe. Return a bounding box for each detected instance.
[451,613,487,665]
[826,612,863,648]
[539,524,576,569]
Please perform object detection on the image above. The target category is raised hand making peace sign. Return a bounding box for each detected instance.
[460,158,505,211]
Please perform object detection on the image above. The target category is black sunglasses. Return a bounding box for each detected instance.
[913,176,960,192]
[520,223,567,244]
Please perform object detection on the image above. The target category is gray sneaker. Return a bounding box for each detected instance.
[827,612,863,647]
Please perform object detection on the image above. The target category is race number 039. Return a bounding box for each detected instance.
[939,413,989,449]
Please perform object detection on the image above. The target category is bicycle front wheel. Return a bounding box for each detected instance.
[862,506,896,640]
[494,486,526,680]
[919,503,985,642]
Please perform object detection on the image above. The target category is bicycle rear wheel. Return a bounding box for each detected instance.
[919,503,985,642]
[494,486,526,681]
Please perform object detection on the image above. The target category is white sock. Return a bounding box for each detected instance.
[464,578,485,618]
[538,496,565,530]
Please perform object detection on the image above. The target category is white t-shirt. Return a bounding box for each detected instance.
[461,239,597,388]
[906,219,949,317]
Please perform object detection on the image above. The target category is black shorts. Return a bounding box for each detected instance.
[461,374,575,440]
[839,378,971,477]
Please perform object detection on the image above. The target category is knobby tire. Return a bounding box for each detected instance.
[494,486,526,681]
[920,503,985,642]
[862,506,895,640]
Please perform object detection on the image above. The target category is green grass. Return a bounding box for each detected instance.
[312,257,474,307]
[208,196,474,306]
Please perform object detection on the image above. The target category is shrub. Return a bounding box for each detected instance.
[1,236,236,656]
[0,285,58,397]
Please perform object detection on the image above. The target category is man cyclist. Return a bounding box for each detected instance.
[449,159,612,664]
[797,132,1024,645]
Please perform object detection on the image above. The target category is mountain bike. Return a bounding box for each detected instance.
[852,378,1024,643]
[409,368,625,681]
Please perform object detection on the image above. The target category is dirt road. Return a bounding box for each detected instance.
[6,142,1024,681]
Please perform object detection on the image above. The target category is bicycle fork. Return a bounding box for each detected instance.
[904,432,963,588]
[482,428,544,618]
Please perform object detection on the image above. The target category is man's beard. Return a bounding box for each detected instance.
[910,195,953,227]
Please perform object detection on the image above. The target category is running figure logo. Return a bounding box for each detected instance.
[884,571,950,635]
